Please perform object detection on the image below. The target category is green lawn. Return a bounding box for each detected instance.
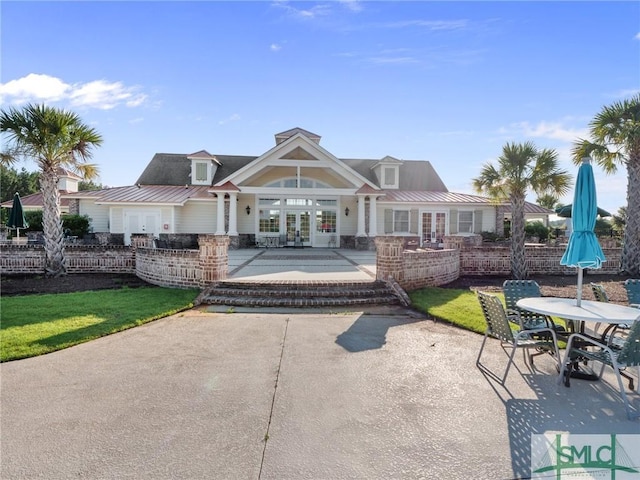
[0,284,546,363]
[0,287,198,362]
[409,287,491,334]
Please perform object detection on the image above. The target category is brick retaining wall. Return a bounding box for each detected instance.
[401,248,460,290]
[460,245,622,276]
[375,236,459,290]
[66,246,135,273]
[1,237,625,290]
[0,244,135,275]
[135,248,201,288]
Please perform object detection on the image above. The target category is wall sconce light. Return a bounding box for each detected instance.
[345,207,350,216]
[246,205,251,215]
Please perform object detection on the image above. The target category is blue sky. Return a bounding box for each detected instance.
[2,1,638,215]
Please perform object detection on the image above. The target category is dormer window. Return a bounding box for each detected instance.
[191,160,211,185]
[195,162,208,182]
[188,150,219,186]
[383,166,397,188]
[371,156,402,190]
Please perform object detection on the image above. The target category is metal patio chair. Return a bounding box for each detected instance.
[590,282,629,344]
[502,280,565,333]
[624,279,640,308]
[559,319,640,420]
[476,291,560,385]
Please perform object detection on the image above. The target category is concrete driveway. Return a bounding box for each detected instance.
[2,306,638,479]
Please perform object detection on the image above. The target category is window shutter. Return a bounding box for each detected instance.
[384,209,393,233]
[195,162,208,182]
[474,210,483,233]
[410,209,418,233]
[449,209,458,234]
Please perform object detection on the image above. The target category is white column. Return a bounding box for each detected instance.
[215,193,226,235]
[227,192,238,236]
[368,196,377,236]
[356,195,366,237]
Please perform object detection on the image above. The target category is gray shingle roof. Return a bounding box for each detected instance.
[137,153,448,193]
[341,158,448,192]
[135,154,256,186]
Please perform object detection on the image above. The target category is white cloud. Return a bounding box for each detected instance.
[0,73,69,104]
[608,88,640,99]
[384,19,469,31]
[218,113,241,125]
[270,43,282,52]
[69,80,147,110]
[0,73,148,110]
[339,0,363,13]
[272,1,332,19]
[368,55,420,66]
[501,120,588,143]
[635,32,640,40]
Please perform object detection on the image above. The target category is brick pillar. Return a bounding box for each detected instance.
[198,234,230,285]
[130,234,154,272]
[375,236,404,282]
[130,234,154,249]
[495,205,506,237]
[68,199,80,215]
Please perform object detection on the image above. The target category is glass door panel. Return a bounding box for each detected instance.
[285,210,311,246]
[421,211,447,246]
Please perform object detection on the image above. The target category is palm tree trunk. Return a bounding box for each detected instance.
[40,170,66,277]
[622,153,640,276]
[510,193,528,279]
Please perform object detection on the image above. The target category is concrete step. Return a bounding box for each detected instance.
[200,280,401,308]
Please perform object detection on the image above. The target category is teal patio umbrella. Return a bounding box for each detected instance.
[8,192,29,240]
[555,204,611,218]
[560,157,605,306]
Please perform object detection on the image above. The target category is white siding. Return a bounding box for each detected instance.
[111,207,124,233]
[481,207,495,232]
[341,198,357,235]
[79,201,110,232]
[178,201,216,233]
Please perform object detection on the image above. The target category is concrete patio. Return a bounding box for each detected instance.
[2,304,638,479]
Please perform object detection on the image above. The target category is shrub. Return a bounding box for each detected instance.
[480,231,499,242]
[525,221,549,242]
[62,214,91,237]
[25,210,43,231]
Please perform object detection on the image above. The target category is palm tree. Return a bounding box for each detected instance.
[573,94,640,276]
[473,142,571,279]
[0,104,102,277]
[536,193,559,211]
[612,206,627,237]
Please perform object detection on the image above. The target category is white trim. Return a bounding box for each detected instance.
[215,133,379,191]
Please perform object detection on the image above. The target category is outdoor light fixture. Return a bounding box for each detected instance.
[345,207,350,216]
[246,205,251,215]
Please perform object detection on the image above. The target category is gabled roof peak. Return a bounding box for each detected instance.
[274,128,321,145]
[187,150,220,164]
[55,167,83,180]
[370,155,404,169]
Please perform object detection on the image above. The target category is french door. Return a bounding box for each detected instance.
[285,210,311,246]
[124,209,161,245]
[421,211,447,246]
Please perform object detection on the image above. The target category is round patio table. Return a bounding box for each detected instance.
[517,297,640,390]
[516,297,640,325]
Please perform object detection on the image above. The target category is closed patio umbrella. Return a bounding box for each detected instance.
[560,158,605,306]
[8,192,29,239]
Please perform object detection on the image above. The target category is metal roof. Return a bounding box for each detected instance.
[380,190,491,204]
[64,185,215,205]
